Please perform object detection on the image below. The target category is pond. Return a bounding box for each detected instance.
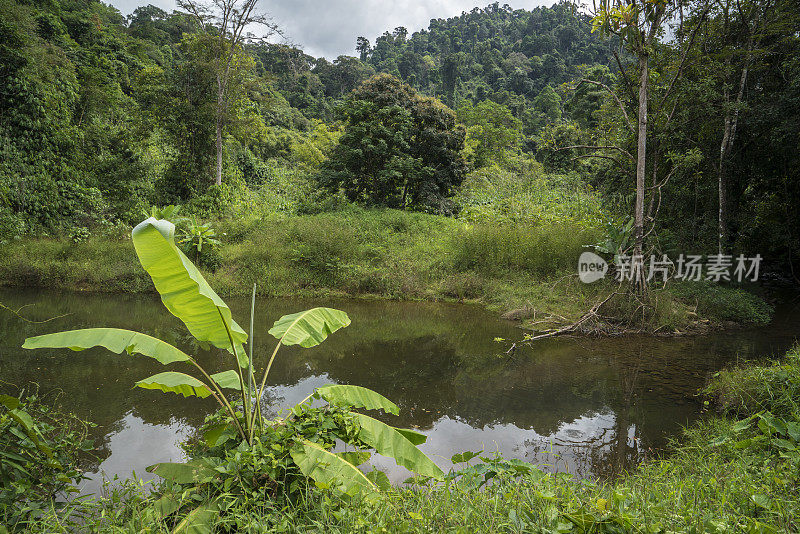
[1,288,798,496]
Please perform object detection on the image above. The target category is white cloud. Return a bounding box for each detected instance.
[108,0,555,59]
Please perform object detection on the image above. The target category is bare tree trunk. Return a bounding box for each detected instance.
[634,51,648,292]
[215,118,223,186]
[718,39,753,254]
[718,113,729,253]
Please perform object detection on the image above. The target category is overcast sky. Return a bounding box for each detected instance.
[108,0,558,59]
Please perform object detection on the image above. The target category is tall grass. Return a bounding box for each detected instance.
[449,222,598,276]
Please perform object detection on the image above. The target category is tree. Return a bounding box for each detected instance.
[589,0,708,292]
[711,0,777,253]
[320,74,466,210]
[457,100,522,168]
[356,36,371,61]
[177,0,279,186]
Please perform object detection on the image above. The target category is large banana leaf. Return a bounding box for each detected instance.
[354,413,444,479]
[314,385,399,415]
[132,218,247,362]
[395,428,427,446]
[23,328,191,365]
[147,461,215,484]
[135,372,213,398]
[268,308,350,348]
[171,501,218,534]
[291,440,377,496]
[210,370,241,390]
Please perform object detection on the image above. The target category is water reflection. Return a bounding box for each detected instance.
[1,288,798,494]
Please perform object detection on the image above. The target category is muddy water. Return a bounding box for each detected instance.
[1,288,797,495]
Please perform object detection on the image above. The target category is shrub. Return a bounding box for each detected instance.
[705,347,800,417]
[0,392,94,527]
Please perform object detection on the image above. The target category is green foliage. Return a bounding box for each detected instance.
[0,393,93,528]
[705,348,800,418]
[457,100,522,168]
[591,216,633,256]
[670,282,774,326]
[362,3,610,120]
[320,74,466,211]
[454,163,604,226]
[21,218,441,531]
[137,386,441,530]
[449,222,597,277]
[178,217,222,270]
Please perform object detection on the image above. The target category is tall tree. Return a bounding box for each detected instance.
[177,0,279,186]
[713,0,775,253]
[320,74,466,210]
[589,0,708,291]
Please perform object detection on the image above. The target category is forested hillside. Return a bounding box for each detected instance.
[1,0,799,273]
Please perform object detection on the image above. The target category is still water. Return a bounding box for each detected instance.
[1,288,798,495]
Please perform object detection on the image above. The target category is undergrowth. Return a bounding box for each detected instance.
[16,346,800,533]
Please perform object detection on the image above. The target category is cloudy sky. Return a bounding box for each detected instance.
[109,0,557,59]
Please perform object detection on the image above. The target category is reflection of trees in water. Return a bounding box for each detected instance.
[4,288,796,480]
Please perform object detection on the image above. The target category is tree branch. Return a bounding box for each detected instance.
[555,144,635,161]
[576,79,636,134]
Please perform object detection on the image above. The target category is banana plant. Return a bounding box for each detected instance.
[22,218,443,521]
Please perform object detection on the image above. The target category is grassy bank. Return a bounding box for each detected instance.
[0,207,772,332]
[13,346,800,532]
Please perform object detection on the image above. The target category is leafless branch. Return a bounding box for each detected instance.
[657,4,710,111]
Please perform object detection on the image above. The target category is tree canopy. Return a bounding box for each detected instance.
[319,74,466,211]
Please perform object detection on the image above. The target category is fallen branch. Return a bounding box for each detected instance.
[524,292,618,342]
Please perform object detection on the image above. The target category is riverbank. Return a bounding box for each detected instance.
[13,345,800,532]
[0,208,773,332]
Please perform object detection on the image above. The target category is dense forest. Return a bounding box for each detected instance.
[1,0,799,271]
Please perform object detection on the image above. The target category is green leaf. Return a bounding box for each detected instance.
[23,329,191,365]
[751,494,772,510]
[451,450,482,464]
[314,385,399,415]
[396,428,427,445]
[338,451,371,466]
[269,308,350,348]
[171,502,219,534]
[354,413,444,480]
[152,495,180,519]
[202,424,232,448]
[135,372,213,399]
[758,412,787,436]
[210,370,241,390]
[147,462,215,484]
[291,440,378,496]
[0,394,20,410]
[365,469,392,491]
[132,218,247,359]
[787,422,800,442]
[772,438,796,451]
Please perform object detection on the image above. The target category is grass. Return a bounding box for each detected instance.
[17,347,800,533]
[0,207,772,331]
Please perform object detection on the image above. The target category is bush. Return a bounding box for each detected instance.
[0,392,94,527]
[454,165,603,228]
